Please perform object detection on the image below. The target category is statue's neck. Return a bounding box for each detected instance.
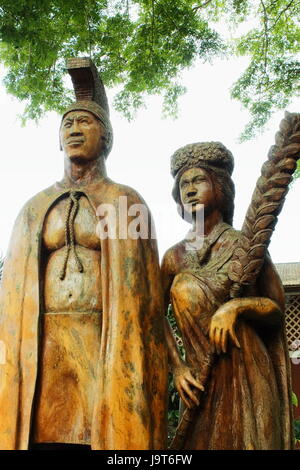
[63,157,107,186]
[192,209,223,237]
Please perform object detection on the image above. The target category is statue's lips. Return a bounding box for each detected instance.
[187,199,201,204]
[66,139,85,145]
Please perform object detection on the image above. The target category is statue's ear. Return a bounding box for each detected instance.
[59,127,63,151]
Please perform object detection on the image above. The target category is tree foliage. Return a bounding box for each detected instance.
[0,0,299,138]
[230,0,300,140]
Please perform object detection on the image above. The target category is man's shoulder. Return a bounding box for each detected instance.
[103,180,147,205]
[17,183,61,217]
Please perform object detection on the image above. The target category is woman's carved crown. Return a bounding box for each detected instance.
[171,142,234,178]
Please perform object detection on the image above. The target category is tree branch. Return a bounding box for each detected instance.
[159,3,179,31]
[260,0,269,72]
[85,0,92,57]
[269,0,280,7]
[270,0,296,30]
[192,0,214,11]
[151,0,155,49]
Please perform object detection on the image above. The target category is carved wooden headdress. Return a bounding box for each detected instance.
[171,142,234,178]
[61,57,113,157]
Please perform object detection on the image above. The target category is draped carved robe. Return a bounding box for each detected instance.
[0,176,168,450]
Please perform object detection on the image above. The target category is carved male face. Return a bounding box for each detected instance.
[179,167,216,215]
[60,110,105,162]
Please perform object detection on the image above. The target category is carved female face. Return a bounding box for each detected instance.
[179,167,216,215]
[60,110,105,162]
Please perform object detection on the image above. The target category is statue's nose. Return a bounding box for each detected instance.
[70,120,81,135]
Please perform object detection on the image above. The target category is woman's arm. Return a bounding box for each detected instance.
[257,253,285,312]
[161,249,204,408]
[209,296,283,354]
[209,256,284,354]
[163,316,204,408]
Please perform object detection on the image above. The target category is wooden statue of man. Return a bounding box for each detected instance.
[0,58,168,450]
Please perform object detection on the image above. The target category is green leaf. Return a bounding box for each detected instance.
[292,391,299,407]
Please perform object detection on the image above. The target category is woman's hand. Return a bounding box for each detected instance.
[174,363,204,409]
[209,303,240,355]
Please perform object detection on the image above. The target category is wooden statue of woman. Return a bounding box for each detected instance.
[162,129,298,449]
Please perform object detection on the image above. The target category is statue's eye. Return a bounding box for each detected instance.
[79,118,90,125]
[194,177,206,183]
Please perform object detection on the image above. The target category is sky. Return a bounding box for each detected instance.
[0,56,300,263]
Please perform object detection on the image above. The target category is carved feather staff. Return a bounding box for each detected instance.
[170,111,300,450]
[228,111,300,297]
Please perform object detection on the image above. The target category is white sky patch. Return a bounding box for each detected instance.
[0,57,299,263]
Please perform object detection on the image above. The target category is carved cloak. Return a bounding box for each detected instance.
[0,177,168,450]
